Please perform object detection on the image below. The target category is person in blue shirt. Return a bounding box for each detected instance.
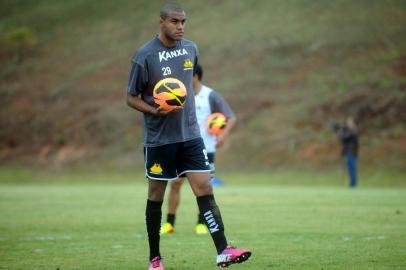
[334,117,359,187]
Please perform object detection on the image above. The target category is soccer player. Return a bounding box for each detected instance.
[160,63,237,235]
[126,3,251,269]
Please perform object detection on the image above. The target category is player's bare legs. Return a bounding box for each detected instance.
[162,176,209,235]
[186,172,226,251]
[186,172,213,196]
[148,179,167,201]
[161,179,184,234]
[185,173,210,234]
[169,179,184,213]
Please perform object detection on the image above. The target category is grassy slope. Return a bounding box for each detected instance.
[0,0,405,169]
[0,181,405,269]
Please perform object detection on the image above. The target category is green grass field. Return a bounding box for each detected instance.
[1,171,405,270]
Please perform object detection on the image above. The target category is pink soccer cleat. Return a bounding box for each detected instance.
[148,256,164,270]
[216,245,252,268]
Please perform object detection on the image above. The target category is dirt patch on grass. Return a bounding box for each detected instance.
[391,55,406,76]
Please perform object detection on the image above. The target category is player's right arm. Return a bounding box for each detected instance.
[126,93,181,116]
[126,93,157,115]
[127,56,180,116]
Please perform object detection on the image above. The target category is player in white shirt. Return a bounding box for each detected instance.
[161,64,236,235]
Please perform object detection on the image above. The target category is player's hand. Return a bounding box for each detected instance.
[216,134,226,148]
[155,106,183,116]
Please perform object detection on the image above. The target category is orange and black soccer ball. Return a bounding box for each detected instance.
[206,113,227,135]
[153,78,187,111]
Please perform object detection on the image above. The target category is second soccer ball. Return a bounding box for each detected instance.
[206,113,227,135]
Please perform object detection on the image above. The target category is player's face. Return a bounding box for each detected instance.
[160,11,186,42]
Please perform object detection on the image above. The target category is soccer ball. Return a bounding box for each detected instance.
[153,77,187,111]
[206,113,227,135]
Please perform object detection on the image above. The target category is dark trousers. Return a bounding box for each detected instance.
[345,154,357,187]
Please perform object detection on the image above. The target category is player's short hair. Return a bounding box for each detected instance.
[194,63,203,81]
[160,2,184,19]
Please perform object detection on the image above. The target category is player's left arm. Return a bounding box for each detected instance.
[216,115,236,148]
[210,91,237,148]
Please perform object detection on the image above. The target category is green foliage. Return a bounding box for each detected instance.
[2,26,38,63]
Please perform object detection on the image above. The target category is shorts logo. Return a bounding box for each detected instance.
[150,163,163,175]
[183,59,193,70]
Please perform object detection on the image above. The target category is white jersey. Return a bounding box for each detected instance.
[195,85,234,153]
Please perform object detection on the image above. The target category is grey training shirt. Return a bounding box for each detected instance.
[127,37,201,147]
